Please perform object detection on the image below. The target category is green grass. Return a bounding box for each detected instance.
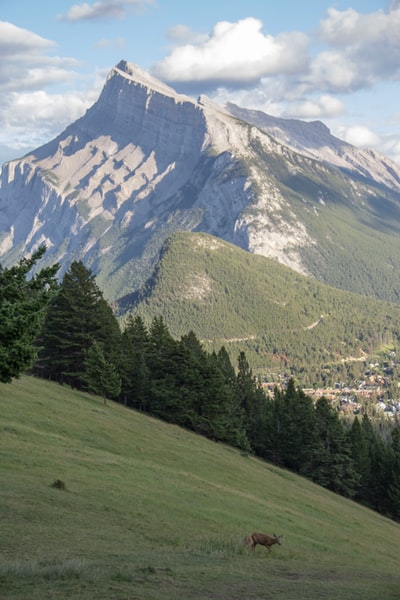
[1,376,400,599]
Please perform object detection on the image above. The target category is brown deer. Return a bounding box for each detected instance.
[243,532,282,554]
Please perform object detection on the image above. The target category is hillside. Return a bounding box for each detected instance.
[123,231,400,382]
[1,375,400,599]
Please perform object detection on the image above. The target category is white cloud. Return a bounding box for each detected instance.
[312,6,400,91]
[0,89,97,160]
[380,137,400,164]
[210,81,345,123]
[6,90,91,128]
[0,21,54,57]
[153,7,400,97]
[284,95,345,119]
[310,50,362,92]
[0,21,78,92]
[152,18,309,85]
[57,0,154,22]
[339,125,381,148]
[0,21,98,164]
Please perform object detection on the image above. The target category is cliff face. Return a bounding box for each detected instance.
[1,60,400,303]
[0,62,209,290]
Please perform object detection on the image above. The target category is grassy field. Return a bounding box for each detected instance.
[1,376,400,599]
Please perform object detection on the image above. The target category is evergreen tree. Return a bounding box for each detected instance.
[216,346,236,388]
[84,340,121,404]
[180,330,205,360]
[262,386,287,465]
[313,397,359,497]
[190,348,247,446]
[37,261,121,388]
[146,315,183,421]
[259,381,319,472]
[347,416,371,502]
[0,246,59,383]
[359,419,400,518]
[359,414,387,511]
[214,347,250,451]
[235,351,266,449]
[280,380,319,475]
[120,315,150,410]
[387,428,400,521]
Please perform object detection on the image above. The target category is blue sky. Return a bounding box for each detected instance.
[1,0,399,167]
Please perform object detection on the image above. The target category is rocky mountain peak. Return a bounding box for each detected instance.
[1,61,400,305]
[111,60,194,104]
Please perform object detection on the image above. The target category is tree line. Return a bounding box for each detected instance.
[1,250,400,521]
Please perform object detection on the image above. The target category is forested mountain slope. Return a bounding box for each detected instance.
[125,231,400,381]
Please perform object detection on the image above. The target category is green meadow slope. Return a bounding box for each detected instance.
[1,376,400,599]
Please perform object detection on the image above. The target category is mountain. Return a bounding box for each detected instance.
[1,59,400,304]
[226,102,400,189]
[124,230,400,381]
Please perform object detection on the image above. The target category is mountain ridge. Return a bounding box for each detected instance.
[225,101,400,191]
[1,59,400,305]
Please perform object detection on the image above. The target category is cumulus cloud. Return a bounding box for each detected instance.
[284,95,345,119]
[4,90,91,131]
[313,6,400,91]
[152,7,400,105]
[309,50,362,92]
[152,18,309,86]
[339,125,381,148]
[57,0,153,22]
[0,21,54,57]
[150,6,400,161]
[0,89,96,163]
[0,21,78,91]
[380,137,400,164]
[0,21,96,164]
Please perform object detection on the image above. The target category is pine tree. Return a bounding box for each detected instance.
[262,386,286,465]
[313,397,359,497]
[214,347,250,451]
[120,315,150,410]
[37,261,121,388]
[347,416,371,501]
[146,315,182,421]
[387,428,400,521]
[280,380,319,475]
[216,346,236,388]
[236,352,257,436]
[0,246,59,383]
[358,414,388,511]
[84,341,121,404]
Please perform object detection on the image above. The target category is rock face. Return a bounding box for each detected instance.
[225,103,400,191]
[1,60,400,302]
